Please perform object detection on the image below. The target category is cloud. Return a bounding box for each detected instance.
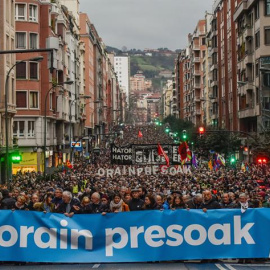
[79,0,214,50]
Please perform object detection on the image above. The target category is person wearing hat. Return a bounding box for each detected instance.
[128,188,144,211]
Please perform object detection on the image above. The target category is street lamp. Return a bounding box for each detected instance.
[43,80,74,178]
[69,95,91,162]
[5,56,43,187]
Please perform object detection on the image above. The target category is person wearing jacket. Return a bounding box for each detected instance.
[128,189,144,211]
[57,191,80,217]
[110,193,129,212]
[186,193,203,209]
[201,190,221,212]
[220,193,235,209]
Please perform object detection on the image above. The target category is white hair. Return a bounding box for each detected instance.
[63,191,72,199]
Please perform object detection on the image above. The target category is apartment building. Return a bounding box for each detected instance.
[0,0,16,181]
[114,56,130,102]
[130,73,147,93]
[234,0,270,132]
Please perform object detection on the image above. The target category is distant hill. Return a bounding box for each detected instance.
[106,46,178,91]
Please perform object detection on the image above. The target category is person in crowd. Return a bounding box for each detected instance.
[90,192,103,214]
[100,194,111,213]
[1,189,16,209]
[155,194,169,210]
[234,193,253,212]
[128,188,144,211]
[26,193,40,211]
[201,190,221,212]
[36,193,55,213]
[76,196,92,214]
[186,193,203,209]
[110,193,129,212]
[52,188,63,212]
[171,195,186,209]
[57,191,80,217]
[123,192,131,204]
[143,194,156,210]
[220,193,235,209]
[13,195,27,210]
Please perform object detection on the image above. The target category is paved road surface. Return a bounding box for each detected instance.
[1,262,270,270]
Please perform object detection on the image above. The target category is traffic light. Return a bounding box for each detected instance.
[10,153,22,163]
[244,146,248,152]
[257,157,268,164]
[198,126,205,136]
[165,126,170,133]
[230,156,236,164]
[182,130,187,141]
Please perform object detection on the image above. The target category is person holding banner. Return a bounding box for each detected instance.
[110,193,130,212]
[128,188,144,211]
[201,190,221,212]
[57,191,80,217]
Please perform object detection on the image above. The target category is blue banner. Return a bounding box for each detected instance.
[0,209,269,262]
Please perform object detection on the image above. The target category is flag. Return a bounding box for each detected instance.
[192,154,198,168]
[178,142,191,164]
[138,130,143,138]
[157,143,169,166]
[241,162,246,172]
[217,154,226,166]
[208,160,213,171]
[66,160,73,169]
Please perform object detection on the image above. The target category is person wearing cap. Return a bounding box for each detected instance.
[128,188,144,211]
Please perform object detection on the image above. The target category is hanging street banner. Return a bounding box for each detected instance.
[111,143,185,165]
[0,209,269,262]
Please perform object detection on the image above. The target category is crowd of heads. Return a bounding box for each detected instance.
[0,124,269,216]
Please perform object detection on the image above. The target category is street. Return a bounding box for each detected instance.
[1,262,270,270]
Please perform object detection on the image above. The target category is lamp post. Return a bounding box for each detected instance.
[69,95,91,162]
[43,80,74,178]
[5,56,43,187]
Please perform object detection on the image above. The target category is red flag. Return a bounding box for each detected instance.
[157,143,169,166]
[138,130,143,138]
[179,142,192,164]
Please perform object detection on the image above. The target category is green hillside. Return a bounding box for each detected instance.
[130,54,176,78]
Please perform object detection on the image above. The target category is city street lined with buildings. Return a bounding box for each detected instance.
[0,0,270,266]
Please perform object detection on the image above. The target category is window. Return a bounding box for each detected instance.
[13,121,25,137]
[266,0,270,15]
[255,31,260,48]
[265,27,270,45]
[255,2,260,20]
[28,121,35,137]
[29,5,38,22]
[16,91,27,108]
[29,33,38,49]
[29,92,38,108]
[16,62,27,79]
[15,4,26,21]
[49,92,53,110]
[15,32,26,49]
[29,62,38,79]
[19,121,25,137]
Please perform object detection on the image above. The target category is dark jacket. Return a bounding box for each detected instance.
[52,197,63,211]
[186,198,202,209]
[128,198,144,211]
[1,197,16,210]
[57,198,80,214]
[201,198,221,209]
[220,201,235,209]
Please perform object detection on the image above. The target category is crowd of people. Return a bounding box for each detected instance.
[0,124,269,217]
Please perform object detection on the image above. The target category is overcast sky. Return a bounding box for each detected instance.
[79,0,214,51]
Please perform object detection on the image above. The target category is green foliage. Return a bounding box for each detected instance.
[195,128,242,157]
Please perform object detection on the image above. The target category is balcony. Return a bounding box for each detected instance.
[238,107,259,119]
[244,27,253,39]
[210,64,218,71]
[194,70,201,76]
[211,80,218,87]
[194,57,200,63]
[195,110,201,115]
[234,0,248,21]
[244,52,253,65]
[51,3,59,15]
[194,83,201,89]
[193,45,200,51]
